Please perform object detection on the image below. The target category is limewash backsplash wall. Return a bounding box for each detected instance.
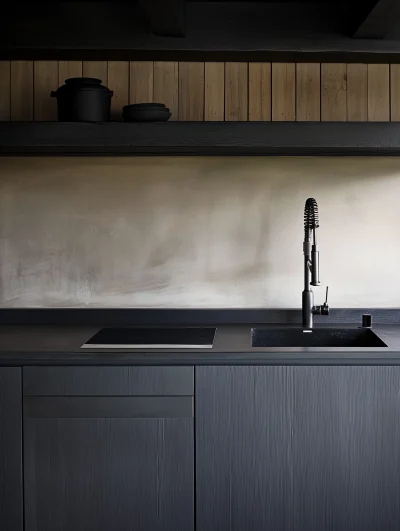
[0,156,399,308]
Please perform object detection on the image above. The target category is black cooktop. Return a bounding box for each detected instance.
[82,327,216,348]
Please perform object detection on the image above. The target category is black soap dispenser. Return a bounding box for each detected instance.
[361,314,372,328]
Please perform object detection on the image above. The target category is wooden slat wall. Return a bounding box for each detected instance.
[347,64,368,122]
[154,62,179,121]
[108,61,129,121]
[321,63,347,121]
[205,62,224,121]
[129,61,153,104]
[10,61,34,121]
[34,61,58,121]
[82,61,108,84]
[0,61,10,120]
[272,63,295,121]
[0,60,397,122]
[179,62,205,121]
[391,65,400,122]
[296,63,320,121]
[225,62,248,121]
[368,64,390,122]
[249,63,271,121]
[58,61,82,84]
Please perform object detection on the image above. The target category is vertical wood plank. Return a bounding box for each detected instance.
[296,63,320,121]
[178,62,205,121]
[10,61,34,121]
[204,62,224,121]
[272,63,295,121]
[82,61,108,85]
[321,63,347,121]
[0,61,10,121]
[368,64,390,122]
[34,61,58,121]
[347,64,368,122]
[390,64,400,122]
[129,61,154,104]
[58,61,82,84]
[153,62,179,121]
[225,62,248,121]
[248,63,271,121]
[108,61,129,121]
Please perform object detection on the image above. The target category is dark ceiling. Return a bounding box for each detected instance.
[188,0,354,3]
[2,0,400,62]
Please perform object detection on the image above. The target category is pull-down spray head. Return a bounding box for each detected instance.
[304,198,320,286]
[304,198,319,239]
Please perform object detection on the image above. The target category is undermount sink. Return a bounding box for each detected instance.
[251,327,387,348]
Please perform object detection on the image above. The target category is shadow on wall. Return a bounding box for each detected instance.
[0,155,399,308]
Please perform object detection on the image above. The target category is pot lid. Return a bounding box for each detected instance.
[52,77,112,94]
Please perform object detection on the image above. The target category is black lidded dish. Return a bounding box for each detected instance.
[122,103,171,122]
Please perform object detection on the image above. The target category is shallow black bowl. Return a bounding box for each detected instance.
[123,103,166,112]
[122,108,171,122]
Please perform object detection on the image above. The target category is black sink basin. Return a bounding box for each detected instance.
[251,327,387,348]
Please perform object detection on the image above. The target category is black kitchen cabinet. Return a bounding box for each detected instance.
[23,366,194,531]
[196,366,400,531]
[0,367,23,531]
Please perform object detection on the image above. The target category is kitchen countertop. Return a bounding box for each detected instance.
[1,322,400,365]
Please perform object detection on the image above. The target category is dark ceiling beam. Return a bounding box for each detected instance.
[138,0,186,37]
[352,0,400,39]
[3,2,400,62]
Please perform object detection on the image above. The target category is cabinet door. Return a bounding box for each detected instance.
[196,366,294,531]
[196,366,400,531]
[291,366,400,531]
[24,396,194,531]
[0,368,23,531]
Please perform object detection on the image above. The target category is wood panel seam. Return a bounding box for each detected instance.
[389,63,392,122]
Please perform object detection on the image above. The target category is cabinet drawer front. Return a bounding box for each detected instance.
[23,366,194,396]
[24,396,193,418]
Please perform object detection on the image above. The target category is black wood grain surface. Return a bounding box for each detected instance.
[196,366,293,531]
[25,396,193,418]
[196,366,400,531]
[24,406,194,531]
[291,366,400,531]
[0,368,23,531]
[2,122,400,155]
[23,366,194,396]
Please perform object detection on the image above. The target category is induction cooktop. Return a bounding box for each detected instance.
[81,327,216,349]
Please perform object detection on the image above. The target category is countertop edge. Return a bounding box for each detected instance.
[3,350,400,366]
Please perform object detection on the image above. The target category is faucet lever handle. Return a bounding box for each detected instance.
[321,286,330,315]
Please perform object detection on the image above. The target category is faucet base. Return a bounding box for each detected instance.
[302,290,314,329]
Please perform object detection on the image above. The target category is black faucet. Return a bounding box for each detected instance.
[302,198,329,329]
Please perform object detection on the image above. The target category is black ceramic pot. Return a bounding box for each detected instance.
[51,77,113,122]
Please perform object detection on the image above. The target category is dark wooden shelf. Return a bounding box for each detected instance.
[1,122,400,156]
